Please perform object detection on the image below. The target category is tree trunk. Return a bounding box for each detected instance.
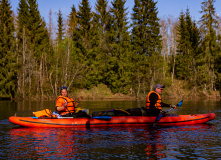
[22,27,26,98]
[40,52,44,98]
[137,72,140,98]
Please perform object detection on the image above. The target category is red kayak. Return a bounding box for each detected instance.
[9,113,215,128]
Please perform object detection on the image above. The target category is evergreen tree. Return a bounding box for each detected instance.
[176,10,193,80]
[95,0,108,34]
[76,0,96,89]
[17,0,29,45]
[57,9,64,43]
[175,9,201,87]
[131,0,162,94]
[93,0,111,88]
[16,0,50,97]
[28,0,50,95]
[198,0,219,91]
[27,0,47,59]
[0,0,17,98]
[68,4,83,60]
[77,0,92,42]
[103,0,131,94]
[17,0,29,98]
[68,4,78,41]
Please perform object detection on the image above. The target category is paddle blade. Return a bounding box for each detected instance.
[93,116,111,121]
[153,111,165,127]
[177,100,183,107]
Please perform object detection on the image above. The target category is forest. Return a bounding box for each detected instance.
[0,0,220,99]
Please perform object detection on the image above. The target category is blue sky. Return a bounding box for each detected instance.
[10,0,221,24]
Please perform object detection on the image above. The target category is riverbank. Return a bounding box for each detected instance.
[6,82,221,101]
[71,83,220,101]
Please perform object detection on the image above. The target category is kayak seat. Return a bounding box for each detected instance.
[126,107,149,116]
[92,109,130,117]
[62,111,91,118]
[164,113,179,117]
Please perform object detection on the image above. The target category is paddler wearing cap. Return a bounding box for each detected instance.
[146,84,176,116]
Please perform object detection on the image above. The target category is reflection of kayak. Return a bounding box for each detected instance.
[9,112,215,128]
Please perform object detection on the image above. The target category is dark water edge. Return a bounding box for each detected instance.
[0,100,221,159]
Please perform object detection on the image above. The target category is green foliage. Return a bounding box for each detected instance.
[175,9,200,85]
[57,10,64,43]
[15,0,50,98]
[198,0,219,91]
[104,0,132,94]
[0,0,17,98]
[78,0,92,40]
[131,0,162,95]
[1,0,221,99]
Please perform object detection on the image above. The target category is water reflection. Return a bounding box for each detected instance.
[9,127,90,159]
[8,124,215,159]
[3,99,221,159]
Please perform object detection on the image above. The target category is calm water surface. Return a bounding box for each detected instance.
[0,99,221,159]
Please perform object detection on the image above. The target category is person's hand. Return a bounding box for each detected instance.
[171,104,176,109]
[160,110,166,115]
[62,102,67,108]
[78,96,83,102]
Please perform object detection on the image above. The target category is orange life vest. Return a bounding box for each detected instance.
[146,91,162,110]
[56,96,75,115]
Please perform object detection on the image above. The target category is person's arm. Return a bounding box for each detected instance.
[161,102,176,108]
[161,102,171,108]
[74,96,83,108]
[56,99,67,111]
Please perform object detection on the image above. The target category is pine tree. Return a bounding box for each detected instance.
[27,0,47,59]
[95,0,108,34]
[16,0,50,97]
[17,0,29,98]
[103,0,131,94]
[175,8,201,88]
[131,0,162,94]
[198,0,219,91]
[77,0,92,42]
[176,10,192,80]
[68,4,83,63]
[0,0,17,98]
[57,9,64,43]
[68,4,78,41]
[17,0,29,44]
[92,0,111,88]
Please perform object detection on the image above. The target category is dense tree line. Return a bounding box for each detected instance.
[0,0,220,99]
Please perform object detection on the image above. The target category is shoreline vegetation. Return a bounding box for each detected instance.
[2,82,220,101]
[1,1,221,101]
[71,84,221,101]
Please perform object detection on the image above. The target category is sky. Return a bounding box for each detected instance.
[10,0,221,25]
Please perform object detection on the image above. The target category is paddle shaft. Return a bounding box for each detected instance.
[31,116,111,120]
[153,100,183,127]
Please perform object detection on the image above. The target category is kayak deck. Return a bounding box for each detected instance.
[9,113,215,128]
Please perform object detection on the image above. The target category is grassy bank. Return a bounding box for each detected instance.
[10,81,220,101]
[71,82,220,101]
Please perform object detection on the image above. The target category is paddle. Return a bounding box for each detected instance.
[153,99,183,127]
[92,116,111,120]
[31,116,112,120]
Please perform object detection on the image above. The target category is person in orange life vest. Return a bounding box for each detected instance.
[146,84,176,116]
[56,87,82,116]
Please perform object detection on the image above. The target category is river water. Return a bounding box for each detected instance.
[0,99,221,159]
